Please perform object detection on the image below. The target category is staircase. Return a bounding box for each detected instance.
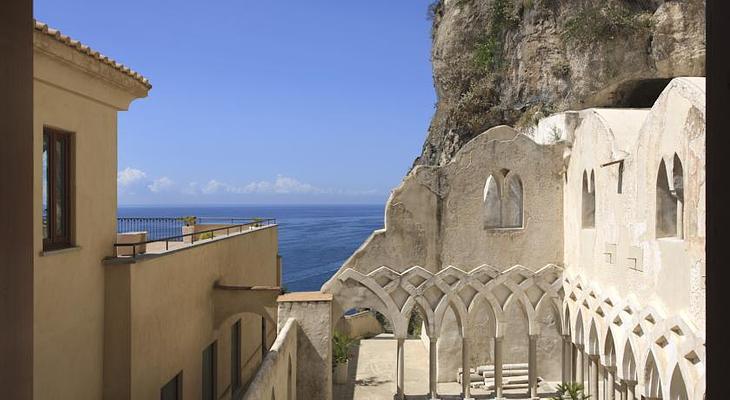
[457,363,541,392]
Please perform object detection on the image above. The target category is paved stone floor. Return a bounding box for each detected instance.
[334,334,557,400]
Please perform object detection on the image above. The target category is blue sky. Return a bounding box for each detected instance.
[35,0,437,205]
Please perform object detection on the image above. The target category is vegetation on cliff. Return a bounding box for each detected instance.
[417,0,705,166]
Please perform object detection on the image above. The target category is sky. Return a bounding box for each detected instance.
[35,0,437,205]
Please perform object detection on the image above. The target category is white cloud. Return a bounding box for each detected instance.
[243,175,321,194]
[148,176,174,193]
[118,167,147,187]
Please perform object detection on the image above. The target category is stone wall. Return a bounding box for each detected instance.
[323,126,566,382]
[242,318,298,400]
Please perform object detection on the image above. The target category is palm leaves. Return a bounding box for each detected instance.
[552,383,590,400]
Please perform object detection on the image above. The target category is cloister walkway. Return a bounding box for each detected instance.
[334,334,557,400]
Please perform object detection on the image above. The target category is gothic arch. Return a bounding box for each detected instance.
[604,328,617,367]
[644,350,663,399]
[503,172,524,228]
[582,169,596,228]
[622,339,638,381]
[656,154,685,239]
[588,320,600,356]
[669,365,689,400]
[484,174,502,228]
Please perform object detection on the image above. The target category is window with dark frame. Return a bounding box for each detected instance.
[42,127,72,250]
[202,341,217,400]
[160,372,182,400]
[231,320,241,393]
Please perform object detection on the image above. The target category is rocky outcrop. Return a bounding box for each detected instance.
[417,0,705,166]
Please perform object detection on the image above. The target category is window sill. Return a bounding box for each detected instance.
[40,246,81,257]
[486,227,524,232]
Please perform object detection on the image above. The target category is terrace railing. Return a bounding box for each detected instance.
[114,217,276,258]
[117,217,186,241]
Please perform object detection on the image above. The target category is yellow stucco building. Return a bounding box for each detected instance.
[31,21,281,400]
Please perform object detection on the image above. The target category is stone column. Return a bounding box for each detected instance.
[528,335,539,399]
[562,336,572,384]
[588,355,599,397]
[428,337,439,400]
[462,337,474,400]
[277,292,334,400]
[619,380,628,400]
[494,337,504,400]
[575,346,584,386]
[396,338,405,400]
[626,381,637,400]
[570,344,578,382]
[605,367,615,400]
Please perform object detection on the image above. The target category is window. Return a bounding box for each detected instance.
[161,372,182,400]
[42,127,72,250]
[483,170,524,229]
[231,320,241,393]
[202,341,217,400]
[582,170,595,228]
[261,317,268,359]
[656,154,684,238]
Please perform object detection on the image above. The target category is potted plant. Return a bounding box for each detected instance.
[552,383,590,400]
[332,331,354,384]
[178,216,197,226]
[251,217,264,228]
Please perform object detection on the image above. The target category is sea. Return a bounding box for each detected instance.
[117,204,384,292]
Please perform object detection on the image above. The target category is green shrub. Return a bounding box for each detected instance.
[552,382,590,400]
[332,331,355,366]
[563,3,654,47]
[178,216,197,226]
[473,0,519,73]
[198,231,213,240]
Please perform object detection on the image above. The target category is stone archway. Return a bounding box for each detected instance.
[323,264,564,399]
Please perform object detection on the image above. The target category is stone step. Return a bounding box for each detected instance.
[476,363,529,374]
[484,377,529,386]
[481,369,529,378]
[456,371,482,384]
[483,376,543,388]
[484,382,530,390]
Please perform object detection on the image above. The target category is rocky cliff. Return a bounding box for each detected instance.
[417,0,705,166]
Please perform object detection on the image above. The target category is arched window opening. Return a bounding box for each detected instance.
[669,366,689,400]
[503,175,524,228]
[622,341,637,382]
[656,155,684,238]
[484,175,502,228]
[644,352,663,399]
[582,170,596,228]
[483,170,524,229]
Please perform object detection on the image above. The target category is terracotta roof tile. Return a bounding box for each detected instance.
[34,20,151,89]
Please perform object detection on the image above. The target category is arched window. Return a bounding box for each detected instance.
[484,170,524,229]
[503,174,523,228]
[656,154,684,238]
[582,170,595,228]
[484,175,502,228]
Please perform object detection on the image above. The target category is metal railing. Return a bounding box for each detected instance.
[115,218,276,258]
[117,217,187,241]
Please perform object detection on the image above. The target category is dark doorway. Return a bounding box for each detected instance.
[202,341,217,400]
[231,320,242,393]
[161,372,182,400]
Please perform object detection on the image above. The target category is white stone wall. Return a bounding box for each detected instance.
[560,77,705,399]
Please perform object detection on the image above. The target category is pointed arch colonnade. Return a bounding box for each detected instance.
[333,264,564,400]
[563,273,705,400]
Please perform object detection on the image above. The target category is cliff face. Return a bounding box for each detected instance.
[417,0,705,166]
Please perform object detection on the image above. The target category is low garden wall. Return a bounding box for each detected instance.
[242,318,298,400]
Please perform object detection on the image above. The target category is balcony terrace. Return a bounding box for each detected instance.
[112,217,276,259]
